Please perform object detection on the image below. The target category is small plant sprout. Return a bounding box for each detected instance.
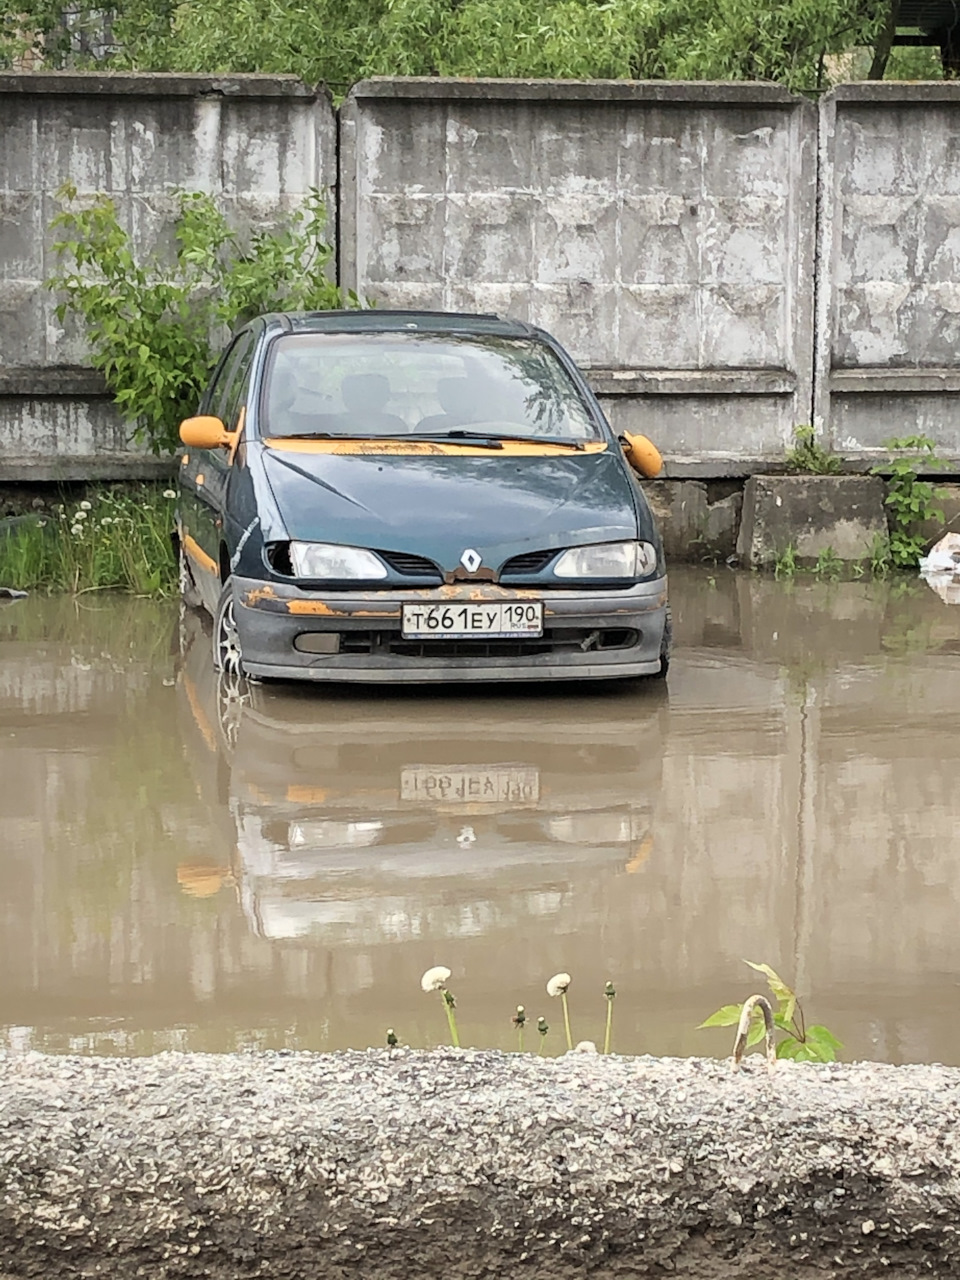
[603,980,616,1055]
[536,1016,549,1055]
[386,1028,399,1049]
[547,972,573,1050]
[731,995,776,1072]
[420,965,460,1048]
[513,1005,526,1052]
[700,960,842,1063]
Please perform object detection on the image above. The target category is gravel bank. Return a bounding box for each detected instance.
[0,1048,958,1278]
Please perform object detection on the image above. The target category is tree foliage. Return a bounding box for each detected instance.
[48,184,348,454]
[5,0,895,92]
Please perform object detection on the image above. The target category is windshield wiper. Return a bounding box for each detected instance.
[415,430,585,451]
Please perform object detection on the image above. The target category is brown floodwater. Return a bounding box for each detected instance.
[2,566,960,1064]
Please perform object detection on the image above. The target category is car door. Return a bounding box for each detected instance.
[180,331,257,611]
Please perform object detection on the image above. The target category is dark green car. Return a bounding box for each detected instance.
[176,310,670,684]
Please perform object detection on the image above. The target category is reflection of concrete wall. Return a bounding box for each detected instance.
[0,73,336,480]
[340,79,817,471]
[816,83,960,455]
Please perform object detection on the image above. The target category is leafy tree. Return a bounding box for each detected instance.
[4,0,901,92]
[48,184,349,453]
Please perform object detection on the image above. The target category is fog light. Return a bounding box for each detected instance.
[294,632,340,654]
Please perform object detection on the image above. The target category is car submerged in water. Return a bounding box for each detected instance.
[176,310,670,684]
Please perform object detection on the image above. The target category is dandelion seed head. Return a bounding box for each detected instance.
[573,1040,598,1054]
[79,501,91,511]
[70,525,83,536]
[421,965,451,993]
[162,489,176,500]
[75,509,87,521]
[546,972,571,998]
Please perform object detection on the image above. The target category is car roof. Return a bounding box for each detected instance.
[264,310,537,338]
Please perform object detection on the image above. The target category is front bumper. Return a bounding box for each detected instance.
[232,575,669,683]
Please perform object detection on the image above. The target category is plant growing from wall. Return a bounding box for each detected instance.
[47,183,352,455]
[784,424,843,475]
[870,435,948,569]
[699,960,842,1063]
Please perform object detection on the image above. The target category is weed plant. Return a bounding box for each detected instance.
[0,486,176,596]
[784,425,843,475]
[870,434,948,569]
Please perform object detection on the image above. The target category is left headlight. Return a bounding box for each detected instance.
[289,542,388,580]
[553,540,658,580]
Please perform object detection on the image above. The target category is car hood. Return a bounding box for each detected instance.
[259,446,640,568]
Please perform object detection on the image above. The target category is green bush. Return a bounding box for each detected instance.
[48,184,352,455]
[7,0,890,93]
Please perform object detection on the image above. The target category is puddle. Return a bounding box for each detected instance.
[2,569,960,1063]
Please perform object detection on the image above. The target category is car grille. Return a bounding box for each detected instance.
[500,549,557,576]
[377,550,441,577]
[338,627,639,657]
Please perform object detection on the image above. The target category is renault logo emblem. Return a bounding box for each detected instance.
[460,548,483,573]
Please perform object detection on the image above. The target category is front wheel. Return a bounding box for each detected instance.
[649,604,672,681]
[213,581,244,677]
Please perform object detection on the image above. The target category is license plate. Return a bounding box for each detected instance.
[400,766,540,805]
[401,601,542,638]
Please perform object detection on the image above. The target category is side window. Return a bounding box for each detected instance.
[219,333,257,430]
[202,339,242,419]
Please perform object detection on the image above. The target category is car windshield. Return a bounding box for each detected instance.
[258,332,603,443]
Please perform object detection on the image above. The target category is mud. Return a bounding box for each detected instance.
[1,569,960,1063]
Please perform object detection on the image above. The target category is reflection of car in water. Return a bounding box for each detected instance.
[176,611,666,944]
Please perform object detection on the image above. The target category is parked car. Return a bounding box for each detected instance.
[176,310,669,684]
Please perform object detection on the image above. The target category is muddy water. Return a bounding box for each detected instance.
[2,568,960,1064]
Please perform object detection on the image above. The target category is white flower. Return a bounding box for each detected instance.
[74,509,87,521]
[546,972,571,998]
[70,524,83,536]
[79,501,91,511]
[421,965,451,993]
[163,489,176,500]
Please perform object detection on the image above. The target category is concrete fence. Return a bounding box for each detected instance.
[1,74,960,480]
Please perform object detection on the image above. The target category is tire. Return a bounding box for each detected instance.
[212,580,244,677]
[649,604,672,681]
[177,538,202,610]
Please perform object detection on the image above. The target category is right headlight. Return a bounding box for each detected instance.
[289,542,388,580]
[553,540,657,579]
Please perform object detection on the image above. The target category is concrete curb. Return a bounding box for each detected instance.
[1,1049,958,1277]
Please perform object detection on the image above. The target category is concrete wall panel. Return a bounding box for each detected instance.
[340,79,818,469]
[815,84,960,459]
[0,73,337,479]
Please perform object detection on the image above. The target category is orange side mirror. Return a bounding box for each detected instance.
[179,415,233,449]
[621,432,663,479]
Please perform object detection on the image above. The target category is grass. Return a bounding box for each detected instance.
[0,485,177,596]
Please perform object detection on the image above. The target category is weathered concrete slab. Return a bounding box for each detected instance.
[339,78,817,467]
[0,72,337,475]
[737,474,888,566]
[815,83,960,455]
[1,1048,960,1278]
[645,479,742,560]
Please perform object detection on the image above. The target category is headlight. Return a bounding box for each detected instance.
[289,542,387,580]
[553,540,657,579]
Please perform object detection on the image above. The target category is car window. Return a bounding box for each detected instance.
[259,333,602,442]
[219,332,257,430]
[205,331,255,426]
